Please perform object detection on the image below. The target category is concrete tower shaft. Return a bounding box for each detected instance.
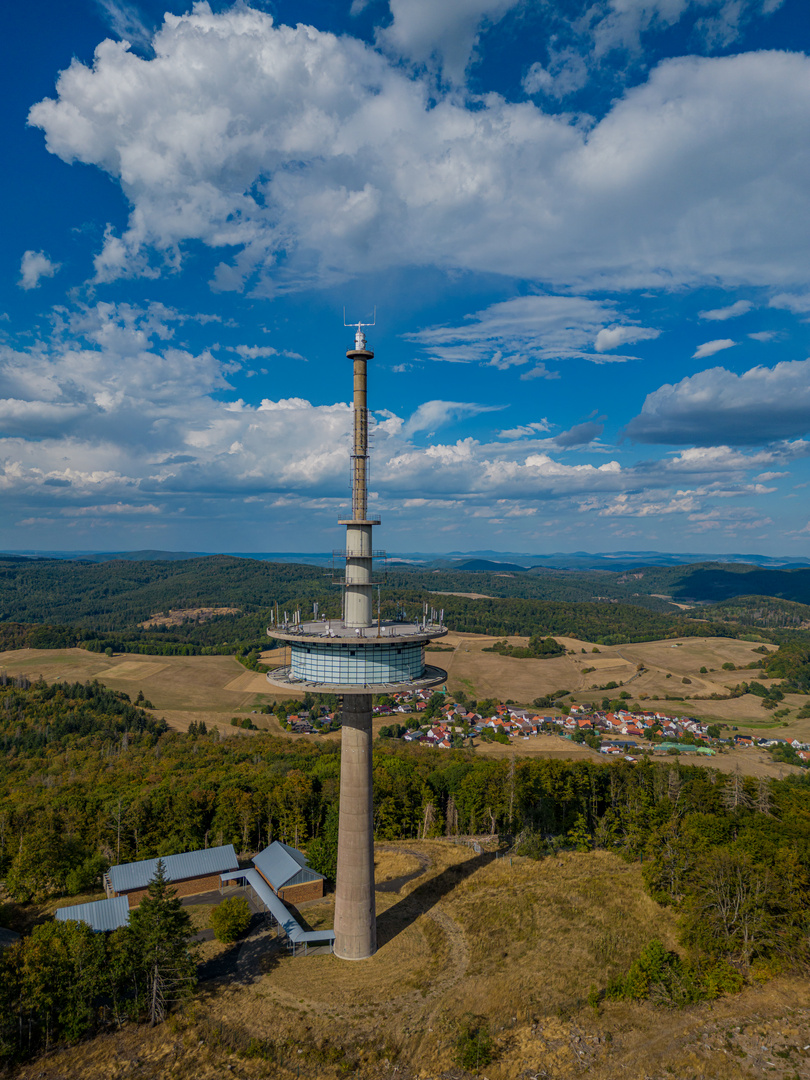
[340,327,378,629]
[333,693,376,959]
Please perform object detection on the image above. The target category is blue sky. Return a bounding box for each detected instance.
[1,0,809,556]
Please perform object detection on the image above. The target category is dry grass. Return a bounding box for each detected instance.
[16,840,810,1080]
[374,850,423,882]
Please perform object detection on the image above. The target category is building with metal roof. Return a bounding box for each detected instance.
[252,841,325,904]
[55,895,130,933]
[0,926,21,950]
[105,844,239,904]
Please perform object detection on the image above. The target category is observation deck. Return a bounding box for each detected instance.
[266,618,448,695]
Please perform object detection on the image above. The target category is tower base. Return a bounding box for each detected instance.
[333,694,377,960]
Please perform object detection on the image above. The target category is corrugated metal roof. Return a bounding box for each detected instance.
[252,841,323,891]
[108,844,238,894]
[55,896,130,932]
[278,841,309,870]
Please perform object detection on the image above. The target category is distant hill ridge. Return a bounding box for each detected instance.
[3,548,810,570]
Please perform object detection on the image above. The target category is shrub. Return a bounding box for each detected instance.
[455,1016,493,1070]
[606,939,745,1008]
[210,896,252,943]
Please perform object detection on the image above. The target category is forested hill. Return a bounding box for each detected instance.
[0,555,332,631]
[647,563,810,605]
[2,553,809,649]
[389,561,810,607]
[700,595,810,629]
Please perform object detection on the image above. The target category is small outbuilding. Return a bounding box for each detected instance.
[55,895,131,932]
[0,927,21,950]
[252,841,325,904]
[104,843,239,907]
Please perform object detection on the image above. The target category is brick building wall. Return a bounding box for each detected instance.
[119,871,226,908]
[278,878,324,904]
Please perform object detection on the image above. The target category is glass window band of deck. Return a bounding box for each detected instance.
[289,641,425,684]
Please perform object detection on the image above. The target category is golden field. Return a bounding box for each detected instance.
[2,634,808,778]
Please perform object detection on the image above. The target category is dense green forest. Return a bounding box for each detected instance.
[0,862,197,1062]
[700,594,810,628]
[661,563,810,604]
[3,553,810,637]
[0,554,792,653]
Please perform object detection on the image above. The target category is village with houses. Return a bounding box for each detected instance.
[276,687,810,765]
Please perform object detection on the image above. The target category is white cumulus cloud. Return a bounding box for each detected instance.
[692,338,736,359]
[699,299,753,320]
[19,250,60,290]
[26,9,810,294]
[624,359,810,446]
[769,292,810,314]
[378,0,520,83]
[401,399,504,436]
[594,325,660,352]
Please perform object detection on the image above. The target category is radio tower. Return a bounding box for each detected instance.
[266,319,447,960]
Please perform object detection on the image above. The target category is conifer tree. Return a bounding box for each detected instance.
[127,860,196,1026]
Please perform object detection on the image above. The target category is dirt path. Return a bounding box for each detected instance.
[423,907,470,1000]
[374,845,431,892]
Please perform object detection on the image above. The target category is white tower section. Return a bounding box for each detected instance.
[339,325,378,629]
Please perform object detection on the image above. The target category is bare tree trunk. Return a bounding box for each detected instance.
[508,756,516,831]
[149,963,168,1027]
[422,802,435,839]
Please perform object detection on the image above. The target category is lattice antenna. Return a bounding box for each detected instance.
[344,307,376,351]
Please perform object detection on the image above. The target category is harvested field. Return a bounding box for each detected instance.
[139,606,241,628]
[474,732,800,778]
[0,647,295,734]
[440,632,810,736]
[2,634,808,746]
[15,841,810,1080]
[429,590,494,599]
